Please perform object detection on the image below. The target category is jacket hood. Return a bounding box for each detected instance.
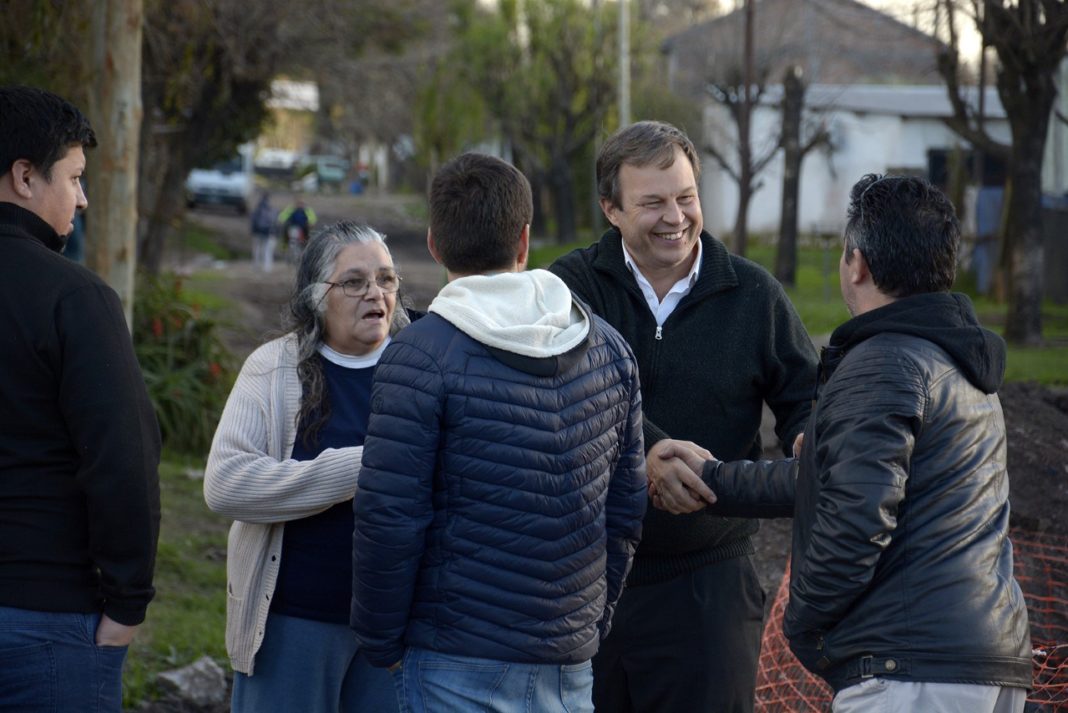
[828,292,1006,393]
[429,269,592,376]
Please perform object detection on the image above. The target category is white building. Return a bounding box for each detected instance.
[699,84,1013,237]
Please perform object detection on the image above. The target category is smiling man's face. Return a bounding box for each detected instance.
[601,145,702,284]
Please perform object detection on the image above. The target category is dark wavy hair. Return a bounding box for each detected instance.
[283,221,410,446]
[844,174,960,297]
[0,85,97,180]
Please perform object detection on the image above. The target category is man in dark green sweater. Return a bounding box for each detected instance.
[550,121,818,713]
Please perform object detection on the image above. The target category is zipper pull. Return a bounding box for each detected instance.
[655,325,663,341]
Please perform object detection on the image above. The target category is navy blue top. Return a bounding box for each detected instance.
[271,354,375,624]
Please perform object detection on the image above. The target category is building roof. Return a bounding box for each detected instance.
[664,0,945,99]
[759,83,1006,119]
[267,79,319,112]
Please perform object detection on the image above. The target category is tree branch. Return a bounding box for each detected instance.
[703,140,741,183]
[936,47,1010,159]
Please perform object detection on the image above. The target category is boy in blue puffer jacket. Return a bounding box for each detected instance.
[351,152,648,713]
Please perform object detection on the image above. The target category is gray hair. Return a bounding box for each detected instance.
[285,221,410,446]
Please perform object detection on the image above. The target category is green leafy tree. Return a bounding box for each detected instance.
[435,0,617,242]
[414,59,488,179]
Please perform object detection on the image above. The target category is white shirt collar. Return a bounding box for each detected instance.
[621,238,702,291]
[621,238,702,326]
[318,338,391,369]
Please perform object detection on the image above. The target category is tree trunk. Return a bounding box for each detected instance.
[775,67,803,287]
[732,161,751,257]
[550,154,578,243]
[85,0,143,326]
[732,0,754,258]
[1002,112,1049,345]
[139,149,189,274]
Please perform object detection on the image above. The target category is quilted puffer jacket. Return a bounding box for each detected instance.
[701,292,1032,693]
[351,270,647,668]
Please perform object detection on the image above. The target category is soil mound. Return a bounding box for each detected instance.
[1002,381,1068,534]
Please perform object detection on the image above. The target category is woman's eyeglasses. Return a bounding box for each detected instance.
[324,272,401,297]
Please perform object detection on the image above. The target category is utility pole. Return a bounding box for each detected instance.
[619,0,630,126]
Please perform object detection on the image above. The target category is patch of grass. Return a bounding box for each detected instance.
[1004,346,1068,385]
[177,219,241,261]
[124,457,230,707]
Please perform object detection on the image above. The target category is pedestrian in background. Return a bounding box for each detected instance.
[279,195,316,264]
[250,190,277,272]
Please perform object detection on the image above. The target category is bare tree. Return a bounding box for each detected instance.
[704,66,780,257]
[775,65,829,287]
[937,0,1068,345]
[700,0,789,257]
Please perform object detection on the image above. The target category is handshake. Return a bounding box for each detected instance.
[647,434,804,514]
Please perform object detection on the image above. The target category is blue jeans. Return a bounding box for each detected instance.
[0,605,127,712]
[393,647,594,713]
[231,612,398,713]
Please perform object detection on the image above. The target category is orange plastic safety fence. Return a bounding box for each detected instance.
[754,527,1068,712]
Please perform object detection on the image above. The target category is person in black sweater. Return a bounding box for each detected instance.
[0,85,161,711]
[550,121,818,713]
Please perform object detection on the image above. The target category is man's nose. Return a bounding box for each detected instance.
[662,200,684,224]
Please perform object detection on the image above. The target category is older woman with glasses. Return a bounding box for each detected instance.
[205,221,415,713]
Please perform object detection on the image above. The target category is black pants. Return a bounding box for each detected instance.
[593,555,766,713]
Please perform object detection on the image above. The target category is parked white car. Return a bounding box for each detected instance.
[185,145,254,213]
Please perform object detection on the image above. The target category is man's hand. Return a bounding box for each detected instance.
[647,439,716,515]
[792,432,804,458]
[95,614,138,647]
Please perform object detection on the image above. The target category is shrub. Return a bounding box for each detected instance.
[133,273,235,456]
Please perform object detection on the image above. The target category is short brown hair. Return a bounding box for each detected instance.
[597,121,700,208]
[429,153,533,273]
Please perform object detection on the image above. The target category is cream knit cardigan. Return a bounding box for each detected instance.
[203,334,362,674]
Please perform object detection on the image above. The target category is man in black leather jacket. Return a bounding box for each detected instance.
[656,174,1032,712]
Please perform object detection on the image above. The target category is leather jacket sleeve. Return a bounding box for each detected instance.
[702,458,797,518]
[784,346,923,637]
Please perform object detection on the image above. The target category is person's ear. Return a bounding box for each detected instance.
[9,159,35,199]
[847,248,870,286]
[599,197,620,227]
[515,224,530,271]
[426,228,444,266]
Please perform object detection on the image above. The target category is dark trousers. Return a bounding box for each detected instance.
[593,555,766,713]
